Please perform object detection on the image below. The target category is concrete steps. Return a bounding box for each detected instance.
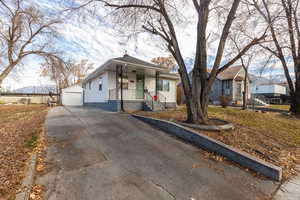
[144,101,165,111]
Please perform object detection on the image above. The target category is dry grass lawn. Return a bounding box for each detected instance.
[0,105,48,200]
[267,104,290,111]
[136,106,300,181]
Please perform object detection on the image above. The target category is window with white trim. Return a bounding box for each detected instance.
[158,80,170,92]
[224,80,230,89]
[99,77,103,91]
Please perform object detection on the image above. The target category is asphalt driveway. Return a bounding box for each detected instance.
[36,106,280,200]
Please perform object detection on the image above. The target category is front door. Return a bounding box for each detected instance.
[136,74,145,99]
[236,82,242,100]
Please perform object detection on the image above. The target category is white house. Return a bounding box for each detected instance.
[61,84,83,106]
[82,54,180,111]
[251,84,287,104]
[251,84,286,96]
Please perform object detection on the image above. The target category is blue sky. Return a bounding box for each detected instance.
[1,0,293,90]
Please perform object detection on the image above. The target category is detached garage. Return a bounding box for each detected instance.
[61,84,83,106]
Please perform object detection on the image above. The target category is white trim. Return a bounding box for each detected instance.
[233,67,242,80]
[111,59,166,71]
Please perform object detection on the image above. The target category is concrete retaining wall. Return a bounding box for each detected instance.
[132,114,282,181]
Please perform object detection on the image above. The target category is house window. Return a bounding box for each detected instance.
[99,77,102,91]
[158,80,170,92]
[89,82,91,89]
[118,75,128,89]
[224,80,230,89]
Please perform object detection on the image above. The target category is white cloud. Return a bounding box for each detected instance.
[2,0,292,90]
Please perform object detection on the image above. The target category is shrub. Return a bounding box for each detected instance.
[219,95,231,108]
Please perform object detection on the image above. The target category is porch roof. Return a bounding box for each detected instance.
[83,55,178,83]
[112,55,166,70]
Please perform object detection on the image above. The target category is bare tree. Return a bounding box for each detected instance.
[76,0,266,124]
[69,59,94,84]
[41,55,69,95]
[228,33,264,110]
[41,57,93,93]
[0,0,60,87]
[241,54,255,109]
[251,0,300,114]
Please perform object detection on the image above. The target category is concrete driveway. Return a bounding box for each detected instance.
[36,106,279,200]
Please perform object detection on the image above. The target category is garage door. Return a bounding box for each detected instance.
[62,92,83,106]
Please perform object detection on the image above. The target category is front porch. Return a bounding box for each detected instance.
[108,73,167,111]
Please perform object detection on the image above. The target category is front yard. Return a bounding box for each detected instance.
[0,105,48,199]
[136,106,300,181]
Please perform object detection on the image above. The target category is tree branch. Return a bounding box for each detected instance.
[218,35,266,74]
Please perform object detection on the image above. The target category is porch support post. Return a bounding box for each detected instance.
[116,65,119,111]
[116,65,119,100]
[120,65,124,112]
[155,71,159,98]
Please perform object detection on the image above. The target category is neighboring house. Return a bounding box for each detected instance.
[251,84,288,104]
[82,54,180,112]
[61,84,83,106]
[277,82,293,96]
[177,65,251,105]
[210,65,251,104]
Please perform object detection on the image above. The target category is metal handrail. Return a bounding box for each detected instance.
[252,94,270,104]
[144,91,154,110]
[158,92,167,107]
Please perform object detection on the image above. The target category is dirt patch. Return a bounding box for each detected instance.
[0,105,48,199]
[135,106,300,181]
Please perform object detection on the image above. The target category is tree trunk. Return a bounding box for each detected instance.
[0,63,17,87]
[242,70,248,110]
[185,68,209,125]
[186,97,209,124]
[290,78,300,115]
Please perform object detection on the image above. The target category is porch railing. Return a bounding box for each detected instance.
[108,89,167,110]
[109,89,144,100]
[144,91,154,110]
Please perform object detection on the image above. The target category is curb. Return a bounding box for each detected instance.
[132,114,282,181]
[15,153,37,200]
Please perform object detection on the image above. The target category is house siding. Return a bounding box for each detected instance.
[84,72,109,103]
[209,80,233,104]
[209,79,223,103]
[159,78,177,103]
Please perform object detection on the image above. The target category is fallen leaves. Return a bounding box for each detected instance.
[30,185,44,200]
[136,106,300,181]
[0,105,48,199]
